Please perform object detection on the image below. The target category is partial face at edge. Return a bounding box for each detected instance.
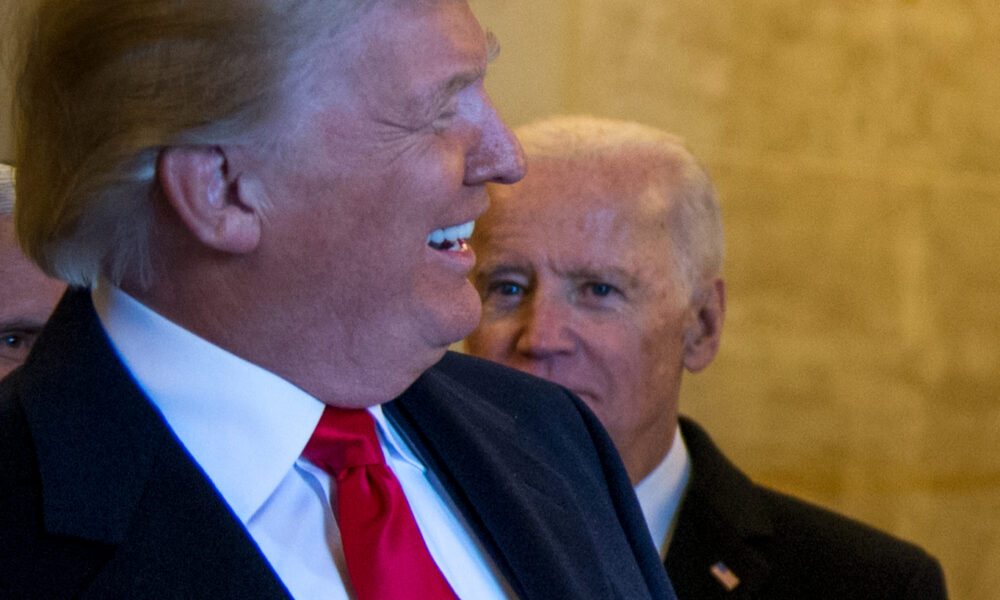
[0,217,65,379]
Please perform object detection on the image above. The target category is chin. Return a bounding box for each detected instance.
[427,283,482,348]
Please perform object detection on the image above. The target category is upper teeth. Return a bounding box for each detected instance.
[427,221,475,246]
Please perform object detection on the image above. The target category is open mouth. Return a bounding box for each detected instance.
[427,220,474,251]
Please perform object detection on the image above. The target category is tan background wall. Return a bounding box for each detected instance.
[0,2,18,164]
[1,1,996,597]
[469,1,999,599]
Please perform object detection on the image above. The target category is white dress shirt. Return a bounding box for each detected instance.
[92,283,514,600]
[634,425,692,558]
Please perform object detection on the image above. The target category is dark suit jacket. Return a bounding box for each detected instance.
[665,417,947,599]
[0,289,674,600]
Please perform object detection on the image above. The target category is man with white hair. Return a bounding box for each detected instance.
[466,115,946,599]
[0,4,675,599]
[0,163,64,379]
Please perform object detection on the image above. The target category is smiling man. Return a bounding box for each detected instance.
[1,3,673,599]
[466,115,947,599]
[0,164,65,379]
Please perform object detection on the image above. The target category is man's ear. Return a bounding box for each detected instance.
[157,145,262,254]
[682,277,726,373]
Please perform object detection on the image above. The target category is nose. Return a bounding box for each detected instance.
[515,295,576,359]
[464,91,526,185]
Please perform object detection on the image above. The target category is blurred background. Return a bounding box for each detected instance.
[2,1,997,598]
[466,1,998,599]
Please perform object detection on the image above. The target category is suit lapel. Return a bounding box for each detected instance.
[18,289,290,598]
[385,361,624,600]
[665,418,773,598]
[21,289,160,542]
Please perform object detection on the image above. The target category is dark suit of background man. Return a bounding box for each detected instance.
[0,3,674,599]
[466,115,947,599]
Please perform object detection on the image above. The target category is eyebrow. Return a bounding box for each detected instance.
[408,63,482,122]
[474,263,639,290]
[426,30,500,106]
[0,319,46,333]
[562,266,639,289]
[473,263,529,284]
[442,69,483,99]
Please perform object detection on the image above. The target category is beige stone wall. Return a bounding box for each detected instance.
[0,2,20,164]
[471,1,999,598]
[1,1,995,596]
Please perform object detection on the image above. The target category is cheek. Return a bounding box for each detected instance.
[588,321,644,368]
[637,328,687,401]
[396,134,465,192]
[575,324,643,404]
[596,322,673,395]
[465,323,512,359]
[639,303,690,361]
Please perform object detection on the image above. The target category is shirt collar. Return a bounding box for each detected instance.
[92,281,325,523]
[634,425,691,557]
[369,403,426,473]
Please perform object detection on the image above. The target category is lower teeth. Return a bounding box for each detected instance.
[429,239,470,251]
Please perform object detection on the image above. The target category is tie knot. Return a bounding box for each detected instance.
[303,407,385,475]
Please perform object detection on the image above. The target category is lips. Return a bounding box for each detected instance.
[427,220,475,251]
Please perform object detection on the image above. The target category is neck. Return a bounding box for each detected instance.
[619,410,680,485]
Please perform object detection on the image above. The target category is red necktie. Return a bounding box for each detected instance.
[303,407,460,600]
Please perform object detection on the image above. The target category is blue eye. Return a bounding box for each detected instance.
[587,283,615,297]
[2,332,30,349]
[0,329,39,362]
[497,282,523,296]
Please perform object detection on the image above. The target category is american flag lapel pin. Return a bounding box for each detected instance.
[710,561,741,591]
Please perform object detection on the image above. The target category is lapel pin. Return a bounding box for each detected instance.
[710,561,741,591]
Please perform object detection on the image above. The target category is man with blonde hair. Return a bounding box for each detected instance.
[467,115,946,599]
[1,4,674,599]
[0,163,65,379]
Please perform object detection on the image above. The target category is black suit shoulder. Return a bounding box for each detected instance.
[755,484,946,598]
[386,351,676,600]
[0,290,290,599]
[0,372,113,598]
[425,351,597,430]
[429,350,578,404]
[667,417,946,599]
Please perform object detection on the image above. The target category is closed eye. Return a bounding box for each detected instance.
[432,109,457,132]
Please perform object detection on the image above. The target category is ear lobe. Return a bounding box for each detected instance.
[682,278,726,373]
[157,146,261,254]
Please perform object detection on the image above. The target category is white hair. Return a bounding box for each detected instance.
[512,115,725,297]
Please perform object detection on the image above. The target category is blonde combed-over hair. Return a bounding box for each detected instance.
[13,0,373,287]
